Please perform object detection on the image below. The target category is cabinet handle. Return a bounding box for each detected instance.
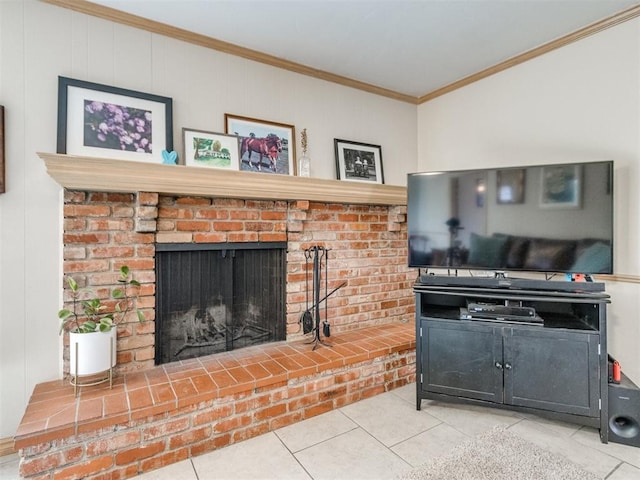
[495,361,503,369]
[505,363,513,370]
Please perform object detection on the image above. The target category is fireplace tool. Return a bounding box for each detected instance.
[303,245,339,350]
[300,281,346,334]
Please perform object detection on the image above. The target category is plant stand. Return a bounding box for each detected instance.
[69,329,116,396]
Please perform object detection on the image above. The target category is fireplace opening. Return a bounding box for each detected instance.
[155,242,286,365]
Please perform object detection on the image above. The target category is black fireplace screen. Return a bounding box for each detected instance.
[155,243,286,365]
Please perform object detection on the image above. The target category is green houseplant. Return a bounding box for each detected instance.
[58,265,143,388]
[58,265,144,334]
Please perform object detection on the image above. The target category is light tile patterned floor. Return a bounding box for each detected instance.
[3,384,639,479]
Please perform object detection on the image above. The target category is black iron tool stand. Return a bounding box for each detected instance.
[304,246,332,350]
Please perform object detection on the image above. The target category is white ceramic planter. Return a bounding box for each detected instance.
[69,328,117,376]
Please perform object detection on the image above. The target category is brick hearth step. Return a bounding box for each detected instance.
[14,323,415,479]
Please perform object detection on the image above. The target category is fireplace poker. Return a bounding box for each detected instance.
[299,281,346,329]
[301,245,336,349]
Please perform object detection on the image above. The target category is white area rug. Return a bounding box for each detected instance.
[397,427,599,480]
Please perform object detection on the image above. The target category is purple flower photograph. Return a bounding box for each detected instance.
[57,76,173,163]
[84,100,153,153]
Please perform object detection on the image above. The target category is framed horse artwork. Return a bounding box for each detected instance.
[225,114,296,175]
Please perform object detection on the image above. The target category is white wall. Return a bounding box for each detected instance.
[4,0,640,440]
[0,0,418,438]
[418,17,640,384]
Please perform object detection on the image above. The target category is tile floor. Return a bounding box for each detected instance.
[2,384,639,479]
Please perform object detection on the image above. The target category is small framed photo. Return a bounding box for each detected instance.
[497,168,525,204]
[182,128,240,170]
[225,114,295,175]
[540,164,581,208]
[334,139,384,184]
[57,76,173,164]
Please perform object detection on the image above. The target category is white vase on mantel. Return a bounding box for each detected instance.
[298,155,311,177]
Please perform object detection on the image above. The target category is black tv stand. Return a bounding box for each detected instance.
[417,274,605,293]
[415,277,610,443]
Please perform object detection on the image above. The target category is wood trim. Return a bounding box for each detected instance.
[38,153,407,205]
[40,0,417,105]
[42,1,640,105]
[0,437,15,457]
[418,4,640,103]
[596,274,640,284]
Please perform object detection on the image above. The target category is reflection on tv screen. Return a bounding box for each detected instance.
[407,161,613,275]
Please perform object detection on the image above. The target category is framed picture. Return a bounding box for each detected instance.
[540,164,581,208]
[496,168,525,204]
[334,138,384,184]
[0,105,4,194]
[57,76,173,164]
[182,128,240,170]
[225,114,295,175]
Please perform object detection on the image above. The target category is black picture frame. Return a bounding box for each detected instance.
[334,138,384,184]
[0,105,4,194]
[57,76,173,164]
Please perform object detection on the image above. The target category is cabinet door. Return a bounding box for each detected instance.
[503,327,599,417]
[421,319,503,403]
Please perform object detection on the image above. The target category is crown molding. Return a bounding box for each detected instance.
[41,1,640,105]
[40,0,418,104]
[418,4,640,103]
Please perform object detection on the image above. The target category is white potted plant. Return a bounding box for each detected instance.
[58,265,143,393]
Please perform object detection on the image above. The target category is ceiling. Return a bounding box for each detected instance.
[88,0,640,100]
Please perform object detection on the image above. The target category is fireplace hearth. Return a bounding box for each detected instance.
[155,242,286,365]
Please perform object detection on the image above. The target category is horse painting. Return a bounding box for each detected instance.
[240,133,283,171]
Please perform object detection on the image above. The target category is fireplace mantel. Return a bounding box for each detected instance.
[39,153,407,205]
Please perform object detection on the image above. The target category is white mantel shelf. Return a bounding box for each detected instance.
[39,153,407,205]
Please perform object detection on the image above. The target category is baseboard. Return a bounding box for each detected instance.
[0,437,16,457]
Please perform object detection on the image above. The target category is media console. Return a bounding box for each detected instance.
[415,276,611,443]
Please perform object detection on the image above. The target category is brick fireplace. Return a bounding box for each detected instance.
[61,190,414,373]
[16,161,416,479]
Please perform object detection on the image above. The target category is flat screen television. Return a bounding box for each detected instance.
[407,161,613,275]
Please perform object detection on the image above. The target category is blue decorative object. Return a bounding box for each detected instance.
[162,150,178,165]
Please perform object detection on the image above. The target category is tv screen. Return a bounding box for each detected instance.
[407,161,613,275]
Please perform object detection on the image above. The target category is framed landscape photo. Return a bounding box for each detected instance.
[182,128,240,170]
[496,168,525,204]
[225,114,295,175]
[334,138,384,184]
[57,76,173,164]
[540,164,581,208]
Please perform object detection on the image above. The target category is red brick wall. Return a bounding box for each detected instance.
[62,191,157,375]
[62,190,413,375]
[19,347,415,479]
